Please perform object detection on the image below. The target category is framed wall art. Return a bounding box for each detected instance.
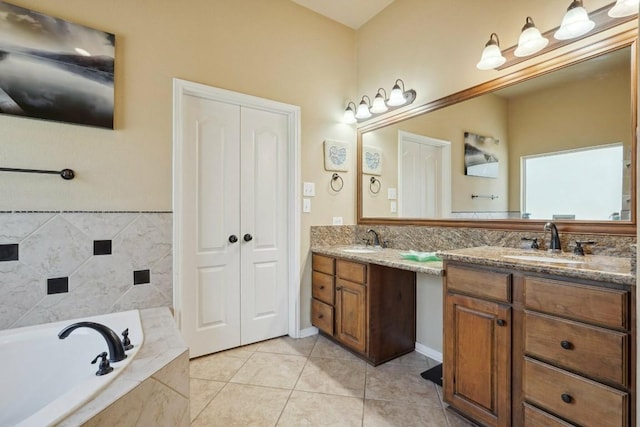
[464,131,499,178]
[0,1,115,128]
[324,139,349,172]
[362,145,382,175]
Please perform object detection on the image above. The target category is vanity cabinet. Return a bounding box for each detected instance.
[311,253,416,365]
[443,260,635,427]
[444,264,512,427]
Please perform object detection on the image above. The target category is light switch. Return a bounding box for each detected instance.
[390,201,397,213]
[332,216,343,225]
[303,198,311,213]
[303,182,315,197]
[388,188,397,200]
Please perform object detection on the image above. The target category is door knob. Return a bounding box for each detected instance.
[228,235,238,243]
[243,233,253,242]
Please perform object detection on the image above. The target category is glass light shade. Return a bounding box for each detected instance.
[343,105,356,124]
[355,100,371,119]
[370,93,388,114]
[554,3,595,40]
[476,43,506,70]
[387,85,406,107]
[514,27,549,57]
[608,0,639,17]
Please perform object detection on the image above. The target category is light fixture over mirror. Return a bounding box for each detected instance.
[371,88,388,114]
[476,33,506,70]
[554,0,595,40]
[343,101,357,124]
[608,0,639,17]
[343,79,417,123]
[355,95,372,120]
[514,17,549,57]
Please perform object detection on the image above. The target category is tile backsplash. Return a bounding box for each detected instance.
[0,211,172,329]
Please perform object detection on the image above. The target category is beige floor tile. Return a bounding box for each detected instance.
[230,351,307,389]
[295,356,366,397]
[384,351,434,369]
[365,363,439,405]
[189,353,247,381]
[256,335,318,356]
[310,336,362,361]
[192,383,290,427]
[277,390,364,426]
[363,399,448,427]
[189,378,225,422]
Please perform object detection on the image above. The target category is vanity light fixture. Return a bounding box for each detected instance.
[476,33,506,70]
[343,101,357,124]
[371,88,389,114]
[355,95,372,120]
[554,0,595,40]
[514,17,549,57]
[343,79,417,123]
[608,0,639,17]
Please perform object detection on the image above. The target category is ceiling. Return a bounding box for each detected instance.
[290,0,395,29]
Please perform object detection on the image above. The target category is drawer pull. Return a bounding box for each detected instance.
[560,340,573,350]
[496,319,506,327]
[320,285,325,290]
[561,393,573,404]
[318,314,324,319]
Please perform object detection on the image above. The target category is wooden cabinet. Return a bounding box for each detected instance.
[443,261,635,427]
[444,264,512,427]
[311,253,416,365]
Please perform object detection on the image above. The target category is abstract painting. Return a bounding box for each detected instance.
[464,131,499,178]
[324,139,349,171]
[0,1,115,128]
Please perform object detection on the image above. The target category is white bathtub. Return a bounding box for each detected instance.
[0,310,143,427]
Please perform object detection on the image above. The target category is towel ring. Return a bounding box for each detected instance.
[369,176,381,194]
[330,173,344,192]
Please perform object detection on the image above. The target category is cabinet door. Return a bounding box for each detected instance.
[335,278,367,354]
[444,293,511,427]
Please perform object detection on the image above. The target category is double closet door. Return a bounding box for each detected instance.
[178,93,289,358]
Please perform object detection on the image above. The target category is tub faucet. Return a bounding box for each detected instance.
[544,222,562,253]
[58,321,127,363]
[366,228,381,247]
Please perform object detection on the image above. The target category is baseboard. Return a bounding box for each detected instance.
[415,342,443,363]
[298,326,319,338]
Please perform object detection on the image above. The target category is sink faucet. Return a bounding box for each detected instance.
[366,228,381,247]
[544,222,562,253]
[58,321,127,363]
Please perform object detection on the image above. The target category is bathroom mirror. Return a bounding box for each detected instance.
[357,30,637,235]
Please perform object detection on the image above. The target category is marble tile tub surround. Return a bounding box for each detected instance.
[311,225,636,258]
[0,211,173,330]
[59,307,190,426]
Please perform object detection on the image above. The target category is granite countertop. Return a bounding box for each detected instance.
[312,246,444,276]
[437,246,635,286]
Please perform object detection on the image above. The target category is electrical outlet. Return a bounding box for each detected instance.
[390,201,397,213]
[332,216,343,225]
[303,198,311,213]
[388,188,397,200]
[303,182,315,197]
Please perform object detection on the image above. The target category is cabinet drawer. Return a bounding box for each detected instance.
[524,277,628,329]
[523,358,628,427]
[312,254,335,275]
[446,264,511,302]
[524,311,628,387]
[312,271,334,305]
[336,259,366,284]
[312,299,333,335]
[523,403,575,427]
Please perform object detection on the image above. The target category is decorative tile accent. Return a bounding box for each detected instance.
[0,243,18,261]
[47,277,69,294]
[93,240,112,256]
[133,269,150,285]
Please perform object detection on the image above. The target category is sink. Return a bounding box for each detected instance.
[341,247,379,254]
[503,254,583,265]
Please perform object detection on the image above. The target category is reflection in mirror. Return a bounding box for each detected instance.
[360,43,633,223]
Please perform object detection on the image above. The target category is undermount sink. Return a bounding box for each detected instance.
[503,254,583,265]
[341,247,379,254]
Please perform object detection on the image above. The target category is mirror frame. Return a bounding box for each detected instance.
[357,29,637,236]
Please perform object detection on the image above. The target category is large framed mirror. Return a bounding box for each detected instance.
[357,29,637,235]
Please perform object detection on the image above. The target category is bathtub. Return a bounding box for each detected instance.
[0,310,143,427]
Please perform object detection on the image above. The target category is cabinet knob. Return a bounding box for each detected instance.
[560,340,573,350]
[320,285,325,290]
[318,314,324,319]
[243,233,253,242]
[561,393,573,404]
[496,319,506,327]
[228,235,238,243]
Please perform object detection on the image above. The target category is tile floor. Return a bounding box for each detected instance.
[189,334,476,426]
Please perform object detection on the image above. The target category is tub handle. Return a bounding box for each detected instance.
[121,328,134,351]
[91,352,114,376]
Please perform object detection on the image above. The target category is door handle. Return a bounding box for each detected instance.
[228,235,238,243]
[243,233,253,242]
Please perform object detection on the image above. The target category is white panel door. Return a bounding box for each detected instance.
[180,94,242,357]
[240,107,289,344]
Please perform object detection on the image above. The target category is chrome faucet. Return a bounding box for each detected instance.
[544,222,562,253]
[58,321,127,363]
[366,228,381,247]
